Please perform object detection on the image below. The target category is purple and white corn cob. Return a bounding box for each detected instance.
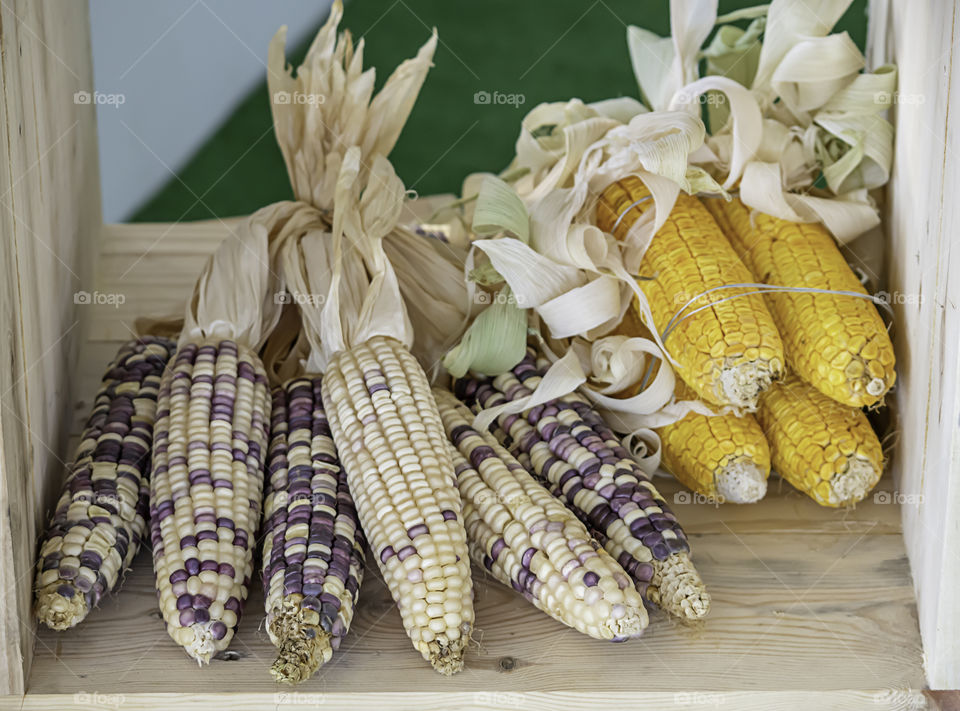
[261,377,365,683]
[35,337,176,630]
[322,336,474,675]
[454,351,710,621]
[435,390,648,640]
[150,340,270,663]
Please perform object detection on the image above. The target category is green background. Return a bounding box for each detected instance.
[132,0,868,222]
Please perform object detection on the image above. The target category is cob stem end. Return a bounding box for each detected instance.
[866,376,886,398]
[716,459,768,504]
[830,457,880,506]
[270,629,333,684]
[183,623,218,665]
[268,601,334,684]
[649,552,711,620]
[35,585,88,630]
[718,361,779,409]
[600,609,649,639]
[426,637,467,676]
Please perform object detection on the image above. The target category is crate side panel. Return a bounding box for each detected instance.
[868,0,960,690]
[0,0,101,696]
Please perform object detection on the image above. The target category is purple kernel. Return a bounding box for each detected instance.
[521,547,536,568]
[79,551,102,568]
[407,523,429,539]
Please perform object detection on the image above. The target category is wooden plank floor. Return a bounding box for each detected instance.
[19,223,930,710]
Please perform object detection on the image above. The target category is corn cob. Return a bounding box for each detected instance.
[702,196,895,408]
[434,389,648,639]
[657,382,770,503]
[150,340,270,663]
[322,336,473,674]
[610,310,770,502]
[757,373,884,507]
[34,337,176,630]
[454,352,710,620]
[261,377,365,683]
[596,176,784,409]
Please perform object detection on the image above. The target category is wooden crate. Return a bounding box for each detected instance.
[0,0,957,708]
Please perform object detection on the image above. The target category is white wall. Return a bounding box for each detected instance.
[90,0,333,222]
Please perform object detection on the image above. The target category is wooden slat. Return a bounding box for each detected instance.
[867,0,960,689]
[15,691,935,711]
[27,531,924,707]
[86,222,234,342]
[0,0,100,696]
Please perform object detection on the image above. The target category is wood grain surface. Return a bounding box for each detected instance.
[867,0,960,689]
[22,531,925,708]
[0,0,101,696]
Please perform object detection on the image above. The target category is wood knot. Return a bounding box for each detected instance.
[498,656,517,672]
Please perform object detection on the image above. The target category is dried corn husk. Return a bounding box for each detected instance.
[627,0,895,241]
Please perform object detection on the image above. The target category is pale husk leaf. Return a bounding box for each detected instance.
[267,1,437,206]
[180,202,293,349]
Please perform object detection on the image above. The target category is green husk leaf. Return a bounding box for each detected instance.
[714,4,769,24]
[443,287,527,377]
[472,175,531,242]
[702,19,765,130]
[468,261,505,287]
[685,166,727,196]
[813,66,897,192]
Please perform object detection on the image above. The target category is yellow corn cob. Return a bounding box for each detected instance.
[596,176,784,409]
[610,311,769,503]
[657,382,770,503]
[702,196,895,408]
[756,373,884,507]
[321,336,474,675]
